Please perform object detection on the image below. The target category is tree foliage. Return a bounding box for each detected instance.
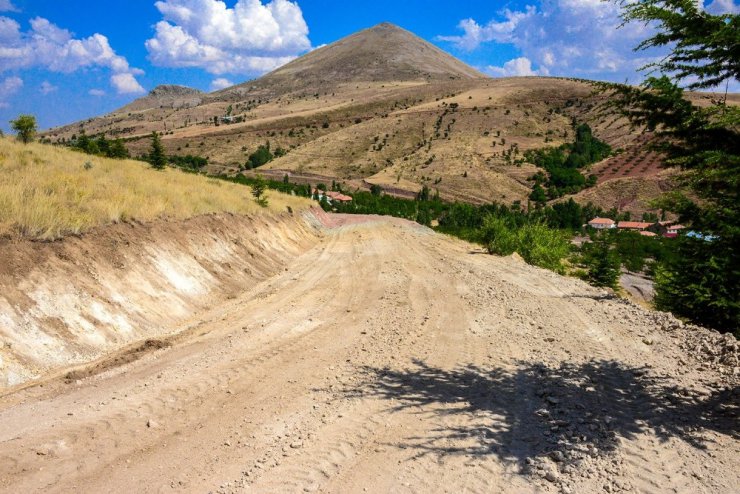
[71,132,129,159]
[619,0,740,89]
[251,175,268,207]
[481,216,571,273]
[580,236,622,289]
[525,123,610,199]
[148,132,167,170]
[10,115,37,144]
[601,0,740,333]
[246,142,274,169]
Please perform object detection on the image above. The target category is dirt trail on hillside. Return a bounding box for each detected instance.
[0,214,737,493]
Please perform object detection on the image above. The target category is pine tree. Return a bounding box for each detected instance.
[601,0,740,333]
[251,175,268,207]
[149,132,167,170]
[582,236,621,289]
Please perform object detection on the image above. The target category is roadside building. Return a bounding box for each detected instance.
[587,217,616,229]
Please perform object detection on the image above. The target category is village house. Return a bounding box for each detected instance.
[652,221,686,238]
[663,224,685,238]
[617,221,653,231]
[313,189,353,204]
[587,217,616,229]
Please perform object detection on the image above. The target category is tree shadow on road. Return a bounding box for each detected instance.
[344,359,738,469]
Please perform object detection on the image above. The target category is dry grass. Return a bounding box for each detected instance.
[0,138,311,240]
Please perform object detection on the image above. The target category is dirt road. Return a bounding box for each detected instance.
[0,215,737,493]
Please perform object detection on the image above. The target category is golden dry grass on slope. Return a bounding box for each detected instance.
[0,138,311,240]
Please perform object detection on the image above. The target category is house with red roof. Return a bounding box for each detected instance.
[651,221,686,238]
[313,189,353,204]
[617,221,653,231]
[587,217,616,229]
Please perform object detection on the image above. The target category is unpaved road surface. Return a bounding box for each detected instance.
[0,215,737,493]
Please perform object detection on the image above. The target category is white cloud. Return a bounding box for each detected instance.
[111,73,145,94]
[39,81,57,94]
[703,0,740,14]
[1,74,21,92]
[145,0,311,75]
[89,88,106,96]
[0,0,18,13]
[486,57,549,77]
[440,0,661,84]
[210,77,233,90]
[0,16,144,93]
[0,75,21,107]
[438,7,536,51]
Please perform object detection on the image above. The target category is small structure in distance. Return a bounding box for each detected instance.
[587,217,616,229]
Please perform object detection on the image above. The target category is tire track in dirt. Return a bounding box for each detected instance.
[0,215,736,494]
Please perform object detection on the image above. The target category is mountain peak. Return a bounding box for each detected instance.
[148,85,202,97]
[120,84,203,112]
[215,22,484,99]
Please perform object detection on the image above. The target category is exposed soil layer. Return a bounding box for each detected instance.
[0,211,321,387]
[0,213,737,493]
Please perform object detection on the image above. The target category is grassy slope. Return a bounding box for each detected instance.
[0,138,311,240]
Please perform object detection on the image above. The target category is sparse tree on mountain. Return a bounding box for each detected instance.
[148,132,167,170]
[251,175,268,207]
[10,115,37,144]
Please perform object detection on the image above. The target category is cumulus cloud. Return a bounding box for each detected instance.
[0,0,18,12]
[1,74,21,93]
[146,0,311,75]
[486,57,549,77]
[89,88,106,96]
[111,73,145,94]
[210,77,234,90]
[438,7,536,51]
[39,80,57,95]
[0,16,144,93]
[439,0,661,83]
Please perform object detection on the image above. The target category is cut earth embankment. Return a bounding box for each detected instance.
[0,210,324,388]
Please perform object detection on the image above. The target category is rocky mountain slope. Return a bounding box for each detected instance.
[41,23,738,215]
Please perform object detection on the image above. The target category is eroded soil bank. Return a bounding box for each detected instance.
[0,210,323,387]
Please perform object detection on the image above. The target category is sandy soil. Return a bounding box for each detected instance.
[0,214,737,493]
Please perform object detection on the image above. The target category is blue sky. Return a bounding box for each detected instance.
[1,0,737,132]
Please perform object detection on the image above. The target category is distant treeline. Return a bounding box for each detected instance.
[64,133,130,159]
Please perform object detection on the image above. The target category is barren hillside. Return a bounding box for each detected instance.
[0,211,737,493]
[40,23,739,215]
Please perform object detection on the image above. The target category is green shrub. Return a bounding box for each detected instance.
[481,216,570,273]
[580,237,621,289]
